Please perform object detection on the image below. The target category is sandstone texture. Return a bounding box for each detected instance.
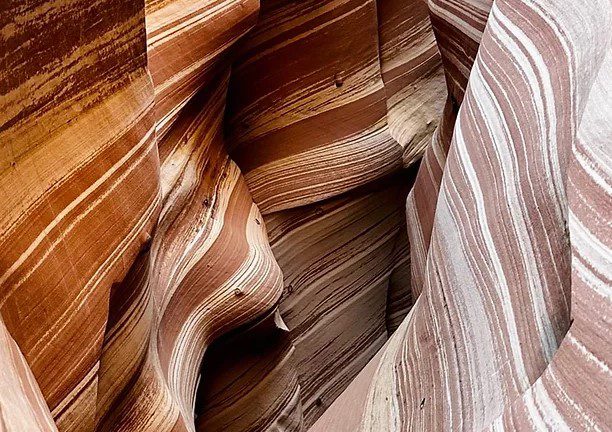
[0,0,610,431]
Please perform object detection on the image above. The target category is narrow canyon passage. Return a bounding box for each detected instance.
[0,0,610,431]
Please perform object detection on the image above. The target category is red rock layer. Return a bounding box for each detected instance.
[222,1,442,426]
[312,0,612,431]
[406,0,493,295]
[264,172,415,427]
[146,0,259,138]
[1,0,442,429]
[225,0,441,213]
[3,0,610,431]
[96,73,287,431]
[377,0,446,166]
[2,0,291,431]
[488,43,612,431]
[0,1,159,429]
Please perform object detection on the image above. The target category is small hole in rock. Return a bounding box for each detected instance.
[334,72,344,88]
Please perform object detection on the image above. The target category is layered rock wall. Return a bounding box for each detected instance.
[1,0,610,431]
[312,0,612,431]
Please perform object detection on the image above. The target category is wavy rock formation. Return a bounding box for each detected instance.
[1,1,159,429]
[223,2,442,426]
[225,0,443,213]
[1,0,611,431]
[264,171,415,426]
[312,0,612,431]
[406,0,493,295]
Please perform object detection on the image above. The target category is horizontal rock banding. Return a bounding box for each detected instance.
[225,0,405,213]
[376,0,446,166]
[264,173,414,427]
[146,0,259,138]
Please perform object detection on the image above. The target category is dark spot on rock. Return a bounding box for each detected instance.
[334,72,344,88]
[141,236,152,253]
[234,288,244,297]
[315,397,323,407]
[420,398,426,409]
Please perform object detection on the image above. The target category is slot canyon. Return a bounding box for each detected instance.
[0,0,610,431]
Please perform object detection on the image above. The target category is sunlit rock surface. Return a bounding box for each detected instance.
[0,0,610,431]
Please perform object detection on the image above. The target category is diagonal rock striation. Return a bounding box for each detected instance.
[0,0,610,431]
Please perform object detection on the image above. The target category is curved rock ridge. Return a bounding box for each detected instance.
[225,0,443,214]
[95,72,286,431]
[264,170,416,427]
[1,0,611,431]
[311,0,612,431]
[1,0,289,430]
[406,0,494,296]
[487,42,612,431]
